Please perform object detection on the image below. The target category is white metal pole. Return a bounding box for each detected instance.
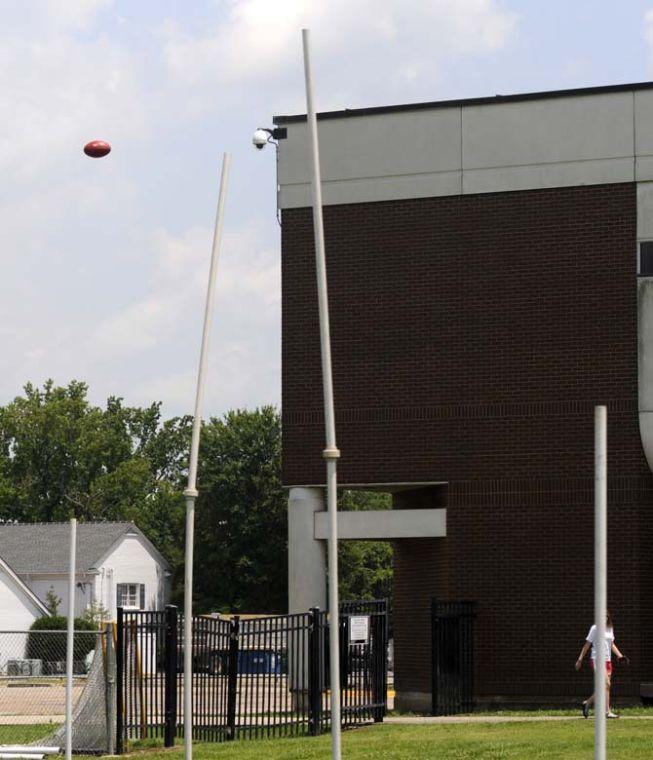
[65,518,77,760]
[301,28,342,760]
[183,153,230,760]
[594,406,607,760]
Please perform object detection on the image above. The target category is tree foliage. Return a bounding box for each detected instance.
[338,490,393,603]
[194,407,287,613]
[0,381,393,615]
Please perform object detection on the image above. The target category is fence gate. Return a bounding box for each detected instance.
[116,607,176,752]
[431,600,476,715]
[117,600,388,751]
[337,600,388,727]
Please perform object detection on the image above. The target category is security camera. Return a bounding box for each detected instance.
[252,129,270,150]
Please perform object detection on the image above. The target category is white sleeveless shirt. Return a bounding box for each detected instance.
[586,625,614,661]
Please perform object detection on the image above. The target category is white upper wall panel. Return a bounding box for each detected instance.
[462,93,635,194]
[635,90,653,181]
[278,108,462,208]
[276,86,646,208]
[635,90,653,155]
[462,93,634,168]
[462,157,635,195]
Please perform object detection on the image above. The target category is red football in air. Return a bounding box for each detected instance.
[84,140,111,158]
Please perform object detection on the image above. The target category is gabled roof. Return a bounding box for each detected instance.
[0,522,169,575]
[0,556,50,616]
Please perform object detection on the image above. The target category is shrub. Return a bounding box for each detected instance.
[26,616,98,674]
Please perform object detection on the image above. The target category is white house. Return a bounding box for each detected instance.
[0,556,49,628]
[0,522,171,622]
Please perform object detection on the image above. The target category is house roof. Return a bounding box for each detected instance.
[0,521,169,575]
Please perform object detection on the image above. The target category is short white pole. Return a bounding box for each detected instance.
[301,28,342,760]
[594,406,607,760]
[65,518,77,760]
[183,153,230,760]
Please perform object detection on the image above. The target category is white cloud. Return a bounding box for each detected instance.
[91,224,278,356]
[89,226,211,359]
[0,0,521,418]
[163,0,519,101]
[87,222,280,413]
[0,34,147,185]
[41,0,113,31]
[646,8,653,67]
[0,2,283,417]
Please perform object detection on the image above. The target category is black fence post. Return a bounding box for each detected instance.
[164,605,178,747]
[116,607,124,754]
[226,616,240,741]
[372,607,386,722]
[340,614,349,693]
[308,607,322,736]
[383,600,389,719]
[466,602,477,714]
[431,599,439,716]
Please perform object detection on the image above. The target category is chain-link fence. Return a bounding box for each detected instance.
[0,629,114,753]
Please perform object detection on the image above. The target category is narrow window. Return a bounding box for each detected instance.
[640,242,653,275]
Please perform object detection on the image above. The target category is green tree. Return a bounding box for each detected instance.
[0,381,394,617]
[45,587,61,615]
[0,381,189,588]
[82,600,110,627]
[338,490,393,602]
[193,407,287,614]
[0,381,177,522]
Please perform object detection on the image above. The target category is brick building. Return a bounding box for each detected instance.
[275,82,653,709]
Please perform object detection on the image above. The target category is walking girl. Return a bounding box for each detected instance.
[575,612,628,718]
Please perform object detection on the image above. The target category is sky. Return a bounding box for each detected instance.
[2,0,653,420]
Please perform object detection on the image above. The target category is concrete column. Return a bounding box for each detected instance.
[288,487,327,613]
[288,487,327,710]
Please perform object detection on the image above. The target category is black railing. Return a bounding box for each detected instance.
[431,600,476,716]
[116,600,388,751]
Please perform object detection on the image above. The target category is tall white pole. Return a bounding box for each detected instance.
[301,28,342,760]
[65,518,77,760]
[594,406,607,760]
[183,153,230,760]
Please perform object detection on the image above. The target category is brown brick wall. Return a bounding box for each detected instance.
[281,182,653,700]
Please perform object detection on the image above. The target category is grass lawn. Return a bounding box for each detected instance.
[121,719,653,759]
[0,724,58,744]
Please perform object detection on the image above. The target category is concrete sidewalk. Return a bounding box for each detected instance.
[386,714,653,725]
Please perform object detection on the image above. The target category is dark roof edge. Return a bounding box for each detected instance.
[273,80,653,125]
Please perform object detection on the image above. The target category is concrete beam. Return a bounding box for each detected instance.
[314,509,446,541]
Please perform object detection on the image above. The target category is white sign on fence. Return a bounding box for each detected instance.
[349,615,370,644]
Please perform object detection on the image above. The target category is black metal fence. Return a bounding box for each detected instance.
[431,600,476,715]
[333,600,388,729]
[116,600,387,751]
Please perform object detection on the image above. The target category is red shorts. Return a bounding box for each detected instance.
[591,661,612,675]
